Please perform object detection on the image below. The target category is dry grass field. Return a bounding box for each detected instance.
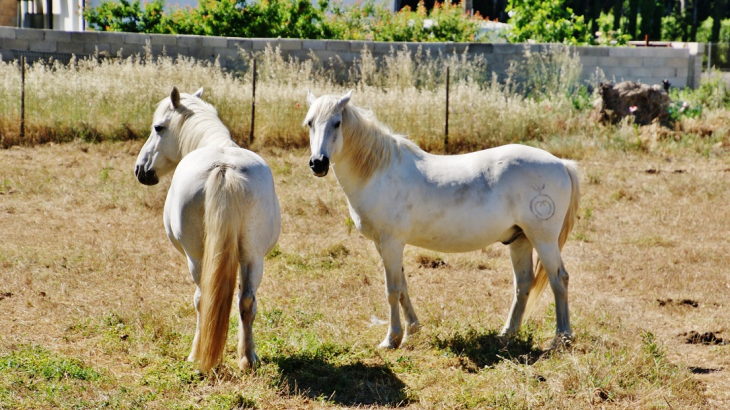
[1,135,729,408]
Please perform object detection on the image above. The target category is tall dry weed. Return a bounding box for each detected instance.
[0,45,726,156]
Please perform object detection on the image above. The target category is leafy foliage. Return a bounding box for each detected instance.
[504,0,592,45]
[84,0,484,42]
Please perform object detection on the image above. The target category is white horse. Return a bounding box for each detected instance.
[134,87,281,371]
[304,91,580,349]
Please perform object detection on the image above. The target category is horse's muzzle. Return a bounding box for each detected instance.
[309,155,329,177]
[135,165,159,186]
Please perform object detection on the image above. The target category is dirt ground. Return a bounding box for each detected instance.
[1,141,729,408]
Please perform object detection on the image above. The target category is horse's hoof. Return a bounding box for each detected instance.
[238,352,259,370]
[378,334,403,349]
[551,334,574,349]
[406,321,421,336]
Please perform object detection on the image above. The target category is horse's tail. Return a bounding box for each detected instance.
[196,164,245,372]
[524,160,580,319]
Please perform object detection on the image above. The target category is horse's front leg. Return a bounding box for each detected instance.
[375,238,419,349]
[237,260,263,370]
[500,235,534,338]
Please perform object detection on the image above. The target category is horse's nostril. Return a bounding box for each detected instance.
[309,158,315,168]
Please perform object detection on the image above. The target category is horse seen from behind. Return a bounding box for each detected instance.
[134,87,281,371]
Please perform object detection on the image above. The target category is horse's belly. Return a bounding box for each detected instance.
[408,220,512,253]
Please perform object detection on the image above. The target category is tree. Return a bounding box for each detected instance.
[505,0,592,44]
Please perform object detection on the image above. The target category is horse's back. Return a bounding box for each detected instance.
[356,144,574,252]
[164,146,280,260]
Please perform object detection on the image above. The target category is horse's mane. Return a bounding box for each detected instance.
[310,96,419,182]
[164,93,236,156]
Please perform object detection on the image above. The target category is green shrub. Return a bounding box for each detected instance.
[84,0,484,42]
[504,0,592,45]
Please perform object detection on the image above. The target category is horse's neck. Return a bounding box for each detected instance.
[181,129,237,157]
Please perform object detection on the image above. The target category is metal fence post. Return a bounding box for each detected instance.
[20,55,25,142]
[444,66,449,153]
[249,58,256,146]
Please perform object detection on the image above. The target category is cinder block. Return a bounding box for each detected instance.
[597,56,621,67]
[0,27,17,39]
[325,40,350,52]
[299,39,323,51]
[213,46,239,60]
[16,29,44,41]
[332,51,359,63]
[575,46,609,57]
[619,56,643,67]
[418,42,446,57]
[628,67,655,77]
[97,31,125,44]
[150,33,177,46]
[642,57,666,67]
[163,45,189,58]
[467,43,493,55]
[650,47,685,58]
[57,41,85,54]
[446,42,469,54]
[349,41,372,52]
[177,34,203,48]
[665,57,687,67]
[2,38,29,50]
[608,47,638,57]
[372,41,395,54]
[492,43,521,54]
[124,33,151,45]
[202,36,227,48]
[654,67,678,78]
[579,56,598,67]
[71,31,97,43]
[605,67,631,77]
[84,42,110,55]
[669,77,687,88]
[43,30,71,42]
[251,38,277,50]
[228,38,252,51]
[279,38,302,51]
[676,66,688,78]
[29,41,56,53]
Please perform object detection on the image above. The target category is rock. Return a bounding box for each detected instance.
[593,81,671,126]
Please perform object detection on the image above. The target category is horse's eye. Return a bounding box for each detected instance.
[334,121,341,129]
[154,125,164,133]
[307,120,313,128]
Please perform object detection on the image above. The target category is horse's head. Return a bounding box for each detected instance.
[134,86,204,185]
[303,90,352,177]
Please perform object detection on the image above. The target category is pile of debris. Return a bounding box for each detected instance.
[593,80,672,126]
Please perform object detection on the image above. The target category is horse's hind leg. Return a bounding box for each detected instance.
[186,258,203,363]
[533,242,572,344]
[237,259,263,370]
[375,238,419,349]
[500,235,534,338]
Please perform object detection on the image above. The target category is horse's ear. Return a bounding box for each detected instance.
[170,86,181,109]
[338,89,353,108]
[306,90,317,106]
[193,87,204,99]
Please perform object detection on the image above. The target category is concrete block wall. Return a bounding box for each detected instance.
[0,27,704,89]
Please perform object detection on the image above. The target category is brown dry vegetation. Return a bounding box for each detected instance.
[1,45,730,409]
[1,138,729,409]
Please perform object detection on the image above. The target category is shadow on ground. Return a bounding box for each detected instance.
[272,350,410,407]
[432,328,544,371]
